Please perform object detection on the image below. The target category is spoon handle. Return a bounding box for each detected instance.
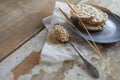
[70,42,99,78]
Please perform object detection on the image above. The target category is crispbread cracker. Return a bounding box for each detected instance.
[78,20,105,31]
[71,4,108,26]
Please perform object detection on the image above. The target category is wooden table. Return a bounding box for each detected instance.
[0,0,80,80]
[0,0,55,61]
[1,0,120,80]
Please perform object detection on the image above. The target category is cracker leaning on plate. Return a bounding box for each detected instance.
[71,4,108,31]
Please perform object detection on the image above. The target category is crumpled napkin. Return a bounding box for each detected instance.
[40,1,118,80]
[40,1,113,80]
[41,1,100,63]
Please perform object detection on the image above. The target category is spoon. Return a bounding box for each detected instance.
[70,41,99,78]
[68,30,99,78]
[55,23,99,78]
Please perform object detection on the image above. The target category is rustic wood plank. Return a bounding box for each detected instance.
[0,0,81,61]
[31,60,74,80]
[0,0,55,61]
[12,51,40,80]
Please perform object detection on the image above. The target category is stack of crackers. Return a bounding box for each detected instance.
[71,4,108,31]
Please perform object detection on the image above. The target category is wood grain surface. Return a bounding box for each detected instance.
[0,0,80,62]
[31,60,74,80]
[12,51,40,80]
[12,50,74,80]
[0,0,55,61]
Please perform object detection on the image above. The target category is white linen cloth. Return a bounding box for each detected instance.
[42,1,100,64]
[41,1,120,80]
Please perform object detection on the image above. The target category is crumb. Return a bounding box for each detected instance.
[16,57,18,59]
[77,73,81,76]
[78,64,81,67]
[66,72,68,74]
[66,47,72,51]
[82,66,86,70]
[91,57,98,62]
[57,44,65,48]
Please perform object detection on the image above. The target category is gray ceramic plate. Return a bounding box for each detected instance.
[71,14,120,43]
